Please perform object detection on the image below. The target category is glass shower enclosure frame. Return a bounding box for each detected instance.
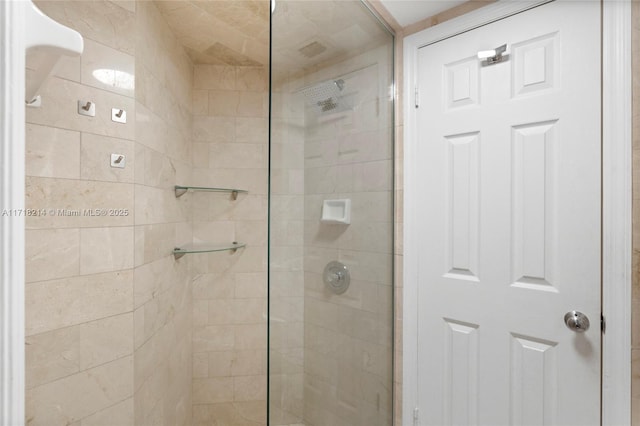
[268,1,395,425]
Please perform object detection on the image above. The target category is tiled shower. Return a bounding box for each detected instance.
[22,0,393,425]
[269,1,394,421]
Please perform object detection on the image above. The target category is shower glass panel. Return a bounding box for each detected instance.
[269,2,394,425]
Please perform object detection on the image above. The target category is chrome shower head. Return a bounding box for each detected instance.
[301,78,348,113]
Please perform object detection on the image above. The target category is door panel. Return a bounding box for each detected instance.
[446,132,480,280]
[415,2,601,424]
[511,120,558,291]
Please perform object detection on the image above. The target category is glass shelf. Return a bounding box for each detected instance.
[174,186,248,200]
[173,242,245,259]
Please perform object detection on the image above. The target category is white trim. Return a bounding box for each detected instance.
[406,0,550,49]
[402,24,419,420]
[1,2,83,422]
[0,0,26,424]
[601,0,632,424]
[402,1,632,424]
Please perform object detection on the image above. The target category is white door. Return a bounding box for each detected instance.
[415,1,601,425]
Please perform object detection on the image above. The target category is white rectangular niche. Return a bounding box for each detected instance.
[321,199,351,225]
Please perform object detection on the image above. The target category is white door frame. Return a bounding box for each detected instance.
[1,1,82,422]
[403,1,632,425]
[0,0,27,425]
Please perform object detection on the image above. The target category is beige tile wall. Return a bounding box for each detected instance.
[24,0,195,424]
[301,48,394,426]
[269,83,306,425]
[190,64,269,426]
[334,7,404,426]
[267,42,396,426]
[24,1,137,424]
[133,2,194,425]
[269,5,396,423]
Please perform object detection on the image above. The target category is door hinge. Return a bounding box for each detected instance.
[413,407,419,426]
[414,86,419,108]
[601,314,606,333]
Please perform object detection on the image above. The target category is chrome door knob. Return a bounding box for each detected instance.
[564,311,590,332]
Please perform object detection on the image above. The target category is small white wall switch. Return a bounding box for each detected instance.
[110,154,125,168]
[111,108,126,124]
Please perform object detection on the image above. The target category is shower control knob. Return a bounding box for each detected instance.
[323,261,350,295]
[564,310,590,332]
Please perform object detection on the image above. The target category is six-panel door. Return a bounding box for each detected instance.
[415,2,602,424]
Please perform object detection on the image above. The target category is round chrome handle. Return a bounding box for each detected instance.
[323,261,350,295]
[564,311,590,332]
